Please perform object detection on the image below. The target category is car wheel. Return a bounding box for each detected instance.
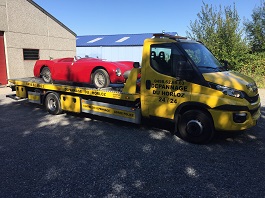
[93,69,110,88]
[45,92,62,115]
[41,67,52,83]
[178,110,215,144]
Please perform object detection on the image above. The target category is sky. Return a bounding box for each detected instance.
[33,0,262,36]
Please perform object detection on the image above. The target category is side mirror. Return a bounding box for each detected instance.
[220,60,229,70]
[133,62,140,68]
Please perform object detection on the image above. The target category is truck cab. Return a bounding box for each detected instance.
[140,34,260,143]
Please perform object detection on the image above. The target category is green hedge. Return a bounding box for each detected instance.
[235,52,265,88]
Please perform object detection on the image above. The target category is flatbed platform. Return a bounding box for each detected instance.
[8,77,140,102]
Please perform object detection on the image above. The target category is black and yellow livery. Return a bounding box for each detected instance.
[7,34,261,144]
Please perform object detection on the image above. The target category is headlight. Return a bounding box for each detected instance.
[115,68,121,77]
[216,85,244,98]
[246,82,258,93]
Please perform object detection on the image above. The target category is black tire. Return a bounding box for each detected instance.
[41,67,52,83]
[45,92,62,115]
[92,69,110,88]
[178,110,215,144]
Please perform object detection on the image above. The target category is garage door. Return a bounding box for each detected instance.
[0,31,7,85]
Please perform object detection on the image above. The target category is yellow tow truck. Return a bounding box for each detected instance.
[7,34,261,144]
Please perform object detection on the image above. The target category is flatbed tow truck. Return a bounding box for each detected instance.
[7,34,261,144]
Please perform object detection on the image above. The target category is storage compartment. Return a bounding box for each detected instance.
[16,86,27,98]
[60,94,81,113]
[28,91,41,104]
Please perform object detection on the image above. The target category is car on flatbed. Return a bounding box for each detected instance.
[33,57,134,88]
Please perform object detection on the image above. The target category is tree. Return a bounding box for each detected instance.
[244,1,265,52]
[187,2,248,69]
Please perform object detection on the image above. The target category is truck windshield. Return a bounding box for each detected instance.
[180,43,226,73]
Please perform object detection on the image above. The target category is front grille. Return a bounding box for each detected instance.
[249,105,260,116]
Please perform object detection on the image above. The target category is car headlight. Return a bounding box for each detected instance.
[115,68,121,77]
[216,85,244,98]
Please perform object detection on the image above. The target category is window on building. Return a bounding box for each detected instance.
[23,49,39,60]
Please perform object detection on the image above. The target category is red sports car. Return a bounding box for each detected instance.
[33,57,134,88]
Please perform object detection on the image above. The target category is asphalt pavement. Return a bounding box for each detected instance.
[0,86,264,197]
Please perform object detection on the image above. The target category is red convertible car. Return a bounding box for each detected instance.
[33,57,134,88]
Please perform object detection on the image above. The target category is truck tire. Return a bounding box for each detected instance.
[45,92,62,115]
[178,110,215,144]
[93,69,110,88]
[41,67,52,83]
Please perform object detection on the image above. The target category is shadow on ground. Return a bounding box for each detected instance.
[0,98,264,197]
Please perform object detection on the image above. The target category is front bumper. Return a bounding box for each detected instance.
[209,104,261,131]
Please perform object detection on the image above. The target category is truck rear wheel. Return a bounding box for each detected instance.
[45,92,62,115]
[178,110,215,144]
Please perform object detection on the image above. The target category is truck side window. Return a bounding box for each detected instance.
[150,46,172,76]
[150,45,189,78]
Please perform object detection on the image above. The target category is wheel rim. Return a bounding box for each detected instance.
[186,120,203,136]
[48,98,56,111]
[42,69,51,82]
[178,110,214,144]
[94,72,105,87]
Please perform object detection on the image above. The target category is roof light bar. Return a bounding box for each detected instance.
[153,33,187,40]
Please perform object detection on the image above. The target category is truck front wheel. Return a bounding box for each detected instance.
[45,92,62,115]
[178,110,215,144]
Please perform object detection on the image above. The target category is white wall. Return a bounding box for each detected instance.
[77,46,143,63]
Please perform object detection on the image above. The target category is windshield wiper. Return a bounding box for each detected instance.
[198,66,217,69]
[198,66,225,72]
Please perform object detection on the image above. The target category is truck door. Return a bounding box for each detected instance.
[141,43,193,120]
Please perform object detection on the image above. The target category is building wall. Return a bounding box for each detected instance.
[0,0,76,81]
[77,46,143,63]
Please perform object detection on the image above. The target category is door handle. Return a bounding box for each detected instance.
[146,80,151,90]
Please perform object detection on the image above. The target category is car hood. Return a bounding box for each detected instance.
[112,62,134,72]
[203,71,258,97]
[76,58,133,72]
